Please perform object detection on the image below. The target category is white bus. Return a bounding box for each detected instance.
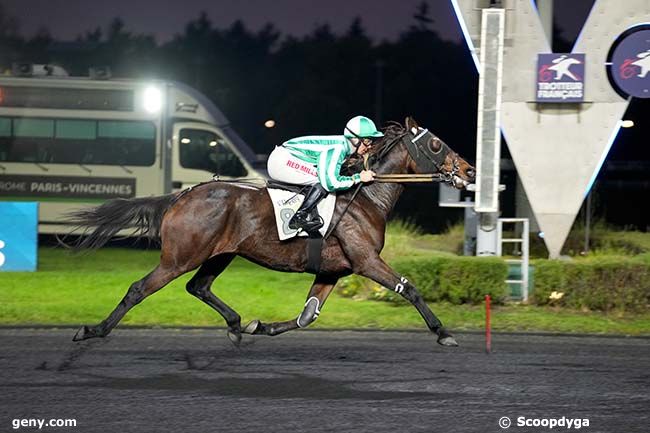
[0,71,264,234]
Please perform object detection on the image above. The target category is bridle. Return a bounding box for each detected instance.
[325,127,462,239]
[366,128,461,185]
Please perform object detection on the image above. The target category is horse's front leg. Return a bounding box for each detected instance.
[243,275,338,336]
[356,256,458,346]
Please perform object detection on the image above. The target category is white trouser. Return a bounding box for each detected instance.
[267,146,318,185]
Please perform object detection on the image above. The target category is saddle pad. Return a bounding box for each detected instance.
[267,188,336,240]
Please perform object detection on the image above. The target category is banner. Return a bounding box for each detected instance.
[536,53,585,102]
[0,175,136,199]
[610,27,650,98]
[0,202,38,271]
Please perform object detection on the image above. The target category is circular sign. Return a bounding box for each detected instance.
[610,26,650,98]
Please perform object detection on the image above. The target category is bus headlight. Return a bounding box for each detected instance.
[143,86,162,114]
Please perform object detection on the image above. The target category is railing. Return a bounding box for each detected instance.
[496,218,529,301]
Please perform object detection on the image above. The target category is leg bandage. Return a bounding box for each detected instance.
[394,277,409,294]
[297,296,321,328]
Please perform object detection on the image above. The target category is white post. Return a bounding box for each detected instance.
[474,8,505,256]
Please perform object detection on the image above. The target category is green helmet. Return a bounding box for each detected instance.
[344,115,384,139]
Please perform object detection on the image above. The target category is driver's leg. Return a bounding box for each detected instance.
[288,183,329,232]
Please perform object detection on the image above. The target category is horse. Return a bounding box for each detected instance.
[68,117,476,347]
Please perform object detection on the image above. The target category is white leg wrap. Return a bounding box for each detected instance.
[297,296,321,328]
[394,277,409,294]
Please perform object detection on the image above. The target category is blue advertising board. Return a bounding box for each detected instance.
[536,53,585,102]
[610,27,650,98]
[0,202,38,271]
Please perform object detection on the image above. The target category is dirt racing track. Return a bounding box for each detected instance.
[0,328,648,433]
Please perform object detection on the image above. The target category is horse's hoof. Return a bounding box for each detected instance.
[72,325,94,342]
[437,336,459,347]
[242,320,261,335]
[227,329,242,347]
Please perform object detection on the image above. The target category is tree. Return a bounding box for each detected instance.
[23,27,53,65]
[0,4,23,70]
[412,1,434,32]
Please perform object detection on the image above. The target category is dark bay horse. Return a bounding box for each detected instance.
[69,117,475,347]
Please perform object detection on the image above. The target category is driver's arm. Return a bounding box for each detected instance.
[317,145,361,192]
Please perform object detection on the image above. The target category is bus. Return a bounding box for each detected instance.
[0,70,264,234]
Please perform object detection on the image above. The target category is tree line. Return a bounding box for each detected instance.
[0,3,478,157]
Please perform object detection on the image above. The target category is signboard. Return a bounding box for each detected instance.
[610,27,650,98]
[0,175,136,199]
[536,53,585,102]
[0,202,38,271]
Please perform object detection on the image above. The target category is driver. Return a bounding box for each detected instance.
[267,115,382,234]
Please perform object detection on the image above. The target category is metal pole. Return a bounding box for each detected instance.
[584,188,592,253]
[485,294,492,354]
[474,8,505,256]
[522,219,529,302]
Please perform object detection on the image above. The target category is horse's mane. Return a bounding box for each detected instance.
[340,121,408,214]
[342,121,407,174]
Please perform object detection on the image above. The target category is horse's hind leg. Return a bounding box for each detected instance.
[243,275,338,337]
[73,264,179,341]
[185,254,243,345]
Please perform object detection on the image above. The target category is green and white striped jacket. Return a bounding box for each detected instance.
[282,135,361,192]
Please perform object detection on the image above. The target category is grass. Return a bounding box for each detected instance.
[1,246,649,335]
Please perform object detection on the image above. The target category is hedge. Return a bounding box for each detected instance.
[336,255,509,305]
[336,254,650,312]
[531,256,650,312]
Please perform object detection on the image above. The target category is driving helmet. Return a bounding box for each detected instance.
[344,115,384,139]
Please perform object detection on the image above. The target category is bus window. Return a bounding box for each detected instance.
[97,121,156,166]
[0,118,10,136]
[0,117,156,166]
[12,118,55,162]
[0,118,11,161]
[55,119,96,164]
[179,128,247,177]
[57,119,96,140]
[14,118,55,137]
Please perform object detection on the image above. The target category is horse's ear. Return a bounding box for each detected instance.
[405,116,419,134]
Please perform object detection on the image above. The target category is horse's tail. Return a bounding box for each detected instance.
[64,194,178,250]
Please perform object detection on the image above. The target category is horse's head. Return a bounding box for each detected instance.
[402,117,475,189]
[345,117,476,189]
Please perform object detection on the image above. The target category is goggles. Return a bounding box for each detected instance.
[345,126,377,147]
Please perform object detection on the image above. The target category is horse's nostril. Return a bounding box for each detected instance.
[467,168,476,178]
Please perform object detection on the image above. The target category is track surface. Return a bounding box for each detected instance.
[0,328,648,433]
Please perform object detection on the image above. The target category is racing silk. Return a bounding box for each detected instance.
[282,135,361,192]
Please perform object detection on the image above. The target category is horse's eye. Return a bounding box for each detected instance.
[429,138,442,153]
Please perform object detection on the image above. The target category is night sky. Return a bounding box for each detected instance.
[3,0,462,43]
[3,0,594,45]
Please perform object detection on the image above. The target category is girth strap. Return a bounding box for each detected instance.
[305,234,323,274]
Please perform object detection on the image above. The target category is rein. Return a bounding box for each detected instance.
[323,183,362,240]
[372,173,446,183]
[364,132,453,184]
[324,131,449,239]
